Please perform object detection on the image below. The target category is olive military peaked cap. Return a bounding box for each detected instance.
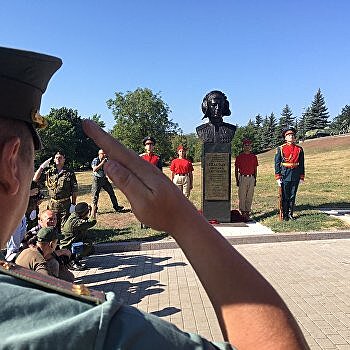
[282,126,296,138]
[142,136,156,145]
[0,47,62,150]
[37,227,59,242]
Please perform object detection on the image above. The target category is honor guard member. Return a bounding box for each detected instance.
[234,139,258,221]
[275,127,305,220]
[90,149,124,218]
[34,150,78,230]
[0,47,308,350]
[170,145,194,198]
[139,136,163,170]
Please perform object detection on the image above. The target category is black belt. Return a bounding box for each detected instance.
[175,173,189,176]
[241,174,254,177]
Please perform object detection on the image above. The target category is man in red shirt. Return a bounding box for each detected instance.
[234,139,258,221]
[170,145,194,198]
[139,136,162,170]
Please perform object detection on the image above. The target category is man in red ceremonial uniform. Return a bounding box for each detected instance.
[139,136,162,170]
[275,127,305,221]
[170,145,194,198]
[234,139,258,221]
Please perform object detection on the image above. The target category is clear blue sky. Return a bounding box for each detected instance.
[1,1,349,134]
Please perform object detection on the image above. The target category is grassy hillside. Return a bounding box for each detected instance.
[45,134,350,243]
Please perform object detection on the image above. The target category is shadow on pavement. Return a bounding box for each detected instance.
[151,307,181,317]
[74,253,187,306]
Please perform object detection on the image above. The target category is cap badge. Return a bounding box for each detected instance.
[31,110,48,129]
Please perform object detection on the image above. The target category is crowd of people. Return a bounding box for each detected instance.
[0,46,309,349]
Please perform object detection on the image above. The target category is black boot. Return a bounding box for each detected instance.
[114,205,124,212]
[283,202,289,221]
[288,202,296,220]
[68,254,86,271]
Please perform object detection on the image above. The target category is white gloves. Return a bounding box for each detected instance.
[69,204,76,213]
[40,157,52,169]
[276,179,282,186]
[299,179,305,185]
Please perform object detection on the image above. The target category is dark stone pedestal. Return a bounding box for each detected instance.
[201,143,231,222]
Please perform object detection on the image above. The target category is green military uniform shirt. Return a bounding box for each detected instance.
[60,212,97,250]
[46,166,78,200]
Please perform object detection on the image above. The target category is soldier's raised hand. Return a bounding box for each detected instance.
[40,157,52,169]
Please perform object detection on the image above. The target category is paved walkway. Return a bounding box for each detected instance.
[75,238,350,349]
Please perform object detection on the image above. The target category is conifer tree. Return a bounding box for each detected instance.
[276,105,295,143]
[331,105,350,134]
[310,88,330,129]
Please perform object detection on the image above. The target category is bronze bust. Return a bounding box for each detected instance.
[196,90,236,143]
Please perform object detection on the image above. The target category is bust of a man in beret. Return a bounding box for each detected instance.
[196,90,236,144]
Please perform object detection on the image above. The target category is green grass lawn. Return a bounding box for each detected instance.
[45,134,350,243]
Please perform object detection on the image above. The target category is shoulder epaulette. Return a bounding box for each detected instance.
[0,260,105,305]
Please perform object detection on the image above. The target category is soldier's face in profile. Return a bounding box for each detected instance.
[208,96,223,119]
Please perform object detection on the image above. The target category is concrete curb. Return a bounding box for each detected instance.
[94,230,350,253]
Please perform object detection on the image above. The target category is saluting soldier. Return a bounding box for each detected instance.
[34,150,78,230]
[275,127,305,221]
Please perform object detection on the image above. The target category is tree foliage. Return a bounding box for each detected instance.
[37,107,98,168]
[107,88,181,161]
[331,105,350,134]
[308,88,330,130]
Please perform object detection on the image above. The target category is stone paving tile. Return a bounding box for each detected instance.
[75,238,350,349]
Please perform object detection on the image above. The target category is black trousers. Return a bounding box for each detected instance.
[91,176,119,208]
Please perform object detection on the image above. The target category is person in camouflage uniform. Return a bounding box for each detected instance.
[34,151,78,230]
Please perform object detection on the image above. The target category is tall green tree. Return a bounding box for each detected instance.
[37,107,98,169]
[90,114,106,128]
[107,88,181,161]
[296,114,306,141]
[331,105,350,134]
[231,123,256,157]
[276,105,295,142]
[261,112,278,149]
[254,114,264,149]
[309,88,330,129]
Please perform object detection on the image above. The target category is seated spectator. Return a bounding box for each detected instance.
[60,202,97,270]
[5,216,27,262]
[16,227,74,282]
[23,209,57,249]
[25,180,45,231]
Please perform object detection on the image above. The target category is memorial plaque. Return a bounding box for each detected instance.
[204,153,230,200]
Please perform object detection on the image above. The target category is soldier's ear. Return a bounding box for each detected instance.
[0,137,21,195]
